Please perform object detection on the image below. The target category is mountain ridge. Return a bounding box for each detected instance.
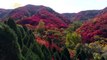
[0,5,107,29]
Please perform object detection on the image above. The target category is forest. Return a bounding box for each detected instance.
[0,5,107,60]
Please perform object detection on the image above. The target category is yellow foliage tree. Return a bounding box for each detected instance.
[36,19,45,37]
[65,32,81,49]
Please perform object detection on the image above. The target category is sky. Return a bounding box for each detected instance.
[0,0,107,13]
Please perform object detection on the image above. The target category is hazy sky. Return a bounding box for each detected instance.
[0,0,107,13]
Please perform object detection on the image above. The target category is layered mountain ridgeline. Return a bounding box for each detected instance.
[0,5,70,28]
[16,5,70,28]
[62,10,100,22]
[76,7,107,43]
[0,4,107,28]
[0,5,45,20]
[0,5,107,23]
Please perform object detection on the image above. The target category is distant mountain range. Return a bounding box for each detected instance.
[62,10,100,22]
[0,4,107,28]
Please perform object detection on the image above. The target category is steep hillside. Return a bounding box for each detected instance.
[15,5,70,28]
[17,11,69,28]
[0,5,70,28]
[76,8,107,43]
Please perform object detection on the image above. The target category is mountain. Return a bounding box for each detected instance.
[0,5,107,29]
[76,7,107,43]
[9,5,70,27]
[97,7,107,16]
[62,13,76,22]
[6,5,49,20]
[62,10,100,22]
[0,9,12,20]
[17,6,70,28]
[0,5,70,28]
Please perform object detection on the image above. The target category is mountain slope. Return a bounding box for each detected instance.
[0,5,70,28]
[17,7,69,28]
[0,9,12,20]
[76,8,107,43]
[62,10,100,22]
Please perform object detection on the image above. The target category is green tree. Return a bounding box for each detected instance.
[67,21,82,32]
[0,18,45,60]
[65,32,81,49]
